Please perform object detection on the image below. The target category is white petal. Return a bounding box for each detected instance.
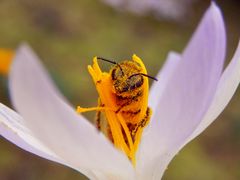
[149,51,181,111]
[0,103,61,162]
[0,103,97,179]
[188,40,240,141]
[143,52,180,179]
[9,44,135,179]
[137,3,226,179]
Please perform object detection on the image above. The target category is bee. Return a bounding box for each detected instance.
[77,55,157,157]
[96,57,157,142]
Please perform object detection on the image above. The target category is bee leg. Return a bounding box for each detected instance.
[95,98,103,131]
[139,107,151,128]
[95,108,101,131]
[131,107,151,140]
[107,126,114,143]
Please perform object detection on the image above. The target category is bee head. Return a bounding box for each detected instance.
[96,57,157,97]
[111,61,144,96]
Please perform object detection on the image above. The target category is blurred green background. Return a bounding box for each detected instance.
[0,0,239,179]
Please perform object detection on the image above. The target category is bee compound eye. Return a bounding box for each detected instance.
[111,66,124,80]
[122,85,129,92]
[128,75,143,90]
[111,68,117,80]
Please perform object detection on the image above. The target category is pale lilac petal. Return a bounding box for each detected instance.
[0,103,98,179]
[137,3,226,179]
[0,103,61,162]
[101,0,197,21]
[9,44,135,179]
[188,40,240,141]
[149,51,181,111]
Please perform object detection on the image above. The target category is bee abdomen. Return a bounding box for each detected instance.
[121,109,141,115]
[116,90,143,101]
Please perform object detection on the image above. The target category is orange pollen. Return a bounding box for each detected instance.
[0,49,14,75]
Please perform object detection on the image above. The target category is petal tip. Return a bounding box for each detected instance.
[16,42,33,55]
[209,1,222,17]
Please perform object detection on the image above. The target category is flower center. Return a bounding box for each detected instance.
[77,55,152,165]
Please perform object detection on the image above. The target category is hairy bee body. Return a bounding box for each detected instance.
[111,61,144,118]
[108,60,151,140]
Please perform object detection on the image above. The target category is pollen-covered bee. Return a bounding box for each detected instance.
[97,57,157,138]
[77,55,157,161]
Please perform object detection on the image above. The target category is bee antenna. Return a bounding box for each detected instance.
[97,57,124,76]
[97,57,117,65]
[129,73,158,81]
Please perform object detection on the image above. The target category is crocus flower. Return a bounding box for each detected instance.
[100,0,197,21]
[0,2,240,180]
[0,49,14,75]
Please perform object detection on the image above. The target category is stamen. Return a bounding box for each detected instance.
[131,54,150,156]
[77,106,110,113]
[88,59,132,156]
[117,114,134,153]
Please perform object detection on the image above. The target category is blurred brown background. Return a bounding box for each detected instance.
[0,0,239,179]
